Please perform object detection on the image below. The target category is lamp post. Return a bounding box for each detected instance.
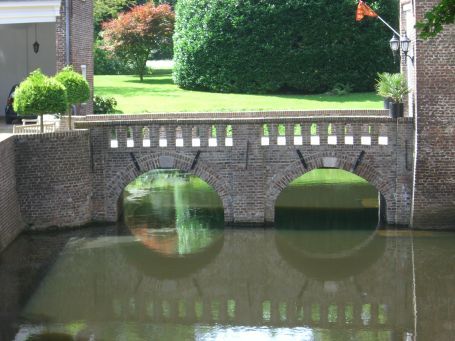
[400,33,414,64]
[389,33,414,64]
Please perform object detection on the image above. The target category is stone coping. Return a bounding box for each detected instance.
[75,115,414,128]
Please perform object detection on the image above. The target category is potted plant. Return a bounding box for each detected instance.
[375,73,409,118]
[13,70,67,133]
[55,66,90,130]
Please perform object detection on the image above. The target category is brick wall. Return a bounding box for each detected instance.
[403,0,455,228]
[77,113,414,226]
[56,0,94,115]
[0,137,24,252]
[14,131,92,230]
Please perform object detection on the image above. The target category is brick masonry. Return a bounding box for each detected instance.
[0,137,24,252]
[14,131,92,230]
[401,0,455,228]
[56,0,94,115]
[76,113,414,226]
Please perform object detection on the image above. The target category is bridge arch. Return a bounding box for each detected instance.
[265,154,394,223]
[105,152,233,223]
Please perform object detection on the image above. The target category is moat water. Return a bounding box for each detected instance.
[0,170,454,341]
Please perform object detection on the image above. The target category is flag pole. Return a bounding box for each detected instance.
[377,15,401,36]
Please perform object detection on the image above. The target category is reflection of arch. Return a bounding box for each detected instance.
[275,230,386,280]
[265,154,393,223]
[105,152,233,223]
[119,231,224,279]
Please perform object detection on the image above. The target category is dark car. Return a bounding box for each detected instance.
[5,85,20,124]
[4,85,37,124]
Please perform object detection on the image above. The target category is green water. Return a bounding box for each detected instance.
[0,170,454,341]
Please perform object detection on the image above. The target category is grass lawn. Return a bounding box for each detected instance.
[95,69,383,113]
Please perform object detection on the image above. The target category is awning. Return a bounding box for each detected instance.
[0,1,61,24]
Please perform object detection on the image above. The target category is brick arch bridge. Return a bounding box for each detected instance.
[105,151,234,222]
[76,111,413,226]
[265,153,394,223]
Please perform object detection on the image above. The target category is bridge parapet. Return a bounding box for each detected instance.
[76,114,412,152]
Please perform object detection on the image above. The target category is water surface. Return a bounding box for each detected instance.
[0,170,453,340]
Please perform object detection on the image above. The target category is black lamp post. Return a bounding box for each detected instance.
[389,33,414,64]
[400,33,414,64]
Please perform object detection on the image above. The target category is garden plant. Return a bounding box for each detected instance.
[13,70,67,133]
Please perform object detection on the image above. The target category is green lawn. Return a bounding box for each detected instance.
[95,70,383,113]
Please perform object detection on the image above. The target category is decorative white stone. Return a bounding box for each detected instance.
[277,136,286,146]
[192,138,201,147]
[311,136,320,145]
[344,136,354,145]
[328,136,337,145]
[361,136,371,145]
[378,136,388,145]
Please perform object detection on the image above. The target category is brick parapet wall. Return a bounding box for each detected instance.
[14,130,93,230]
[405,0,455,228]
[0,137,24,252]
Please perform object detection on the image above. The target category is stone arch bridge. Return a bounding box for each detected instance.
[66,110,413,226]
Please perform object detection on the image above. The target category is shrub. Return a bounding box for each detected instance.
[55,66,90,130]
[94,95,118,114]
[375,72,409,103]
[174,0,399,94]
[13,69,67,132]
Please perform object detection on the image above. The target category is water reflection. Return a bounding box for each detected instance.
[0,171,453,340]
[123,170,224,257]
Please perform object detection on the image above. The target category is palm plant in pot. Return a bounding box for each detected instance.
[375,73,409,118]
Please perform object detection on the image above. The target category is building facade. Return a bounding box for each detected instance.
[400,0,455,228]
[0,0,93,116]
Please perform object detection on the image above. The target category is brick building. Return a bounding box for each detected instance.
[0,0,94,117]
[400,0,455,228]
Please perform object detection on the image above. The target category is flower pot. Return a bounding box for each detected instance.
[389,102,403,118]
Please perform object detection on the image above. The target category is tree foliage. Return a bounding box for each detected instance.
[13,70,67,132]
[375,73,409,103]
[102,2,175,81]
[416,0,455,39]
[94,0,135,34]
[55,66,90,107]
[173,0,399,94]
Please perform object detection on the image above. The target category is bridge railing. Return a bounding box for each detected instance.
[74,113,413,151]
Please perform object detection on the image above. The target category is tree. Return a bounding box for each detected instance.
[102,2,175,81]
[55,66,90,130]
[13,70,67,133]
[94,0,135,35]
[416,0,455,39]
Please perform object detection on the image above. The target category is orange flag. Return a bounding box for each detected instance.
[356,1,378,21]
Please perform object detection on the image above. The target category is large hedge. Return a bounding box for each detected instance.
[173,0,399,94]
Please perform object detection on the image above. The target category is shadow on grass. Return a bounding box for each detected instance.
[96,86,179,97]
[125,77,174,85]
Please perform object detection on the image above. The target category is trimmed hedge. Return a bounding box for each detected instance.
[173,0,399,94]
[14,70,67,116]
[55,66,90,106]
